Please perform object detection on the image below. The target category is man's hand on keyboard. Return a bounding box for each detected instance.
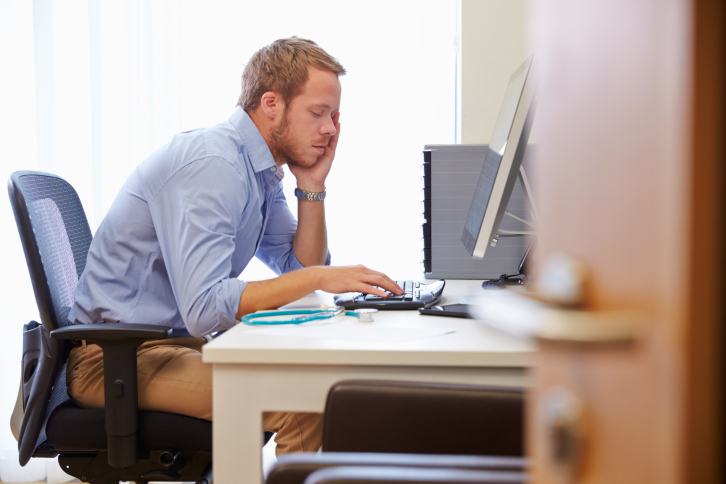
[333,280,446,310]
[314,265,403,297]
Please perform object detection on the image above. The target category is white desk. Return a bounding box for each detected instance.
[202,280,534,483]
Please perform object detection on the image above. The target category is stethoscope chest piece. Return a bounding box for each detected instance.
[351,308,377,322]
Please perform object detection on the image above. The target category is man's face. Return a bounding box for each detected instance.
[270,67,341,167]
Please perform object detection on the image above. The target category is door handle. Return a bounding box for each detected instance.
[474,289,641,345]
[473,252,641,346]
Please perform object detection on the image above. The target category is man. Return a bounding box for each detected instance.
[67,37,402,455]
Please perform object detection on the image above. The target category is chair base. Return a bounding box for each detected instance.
[59,450,211,484]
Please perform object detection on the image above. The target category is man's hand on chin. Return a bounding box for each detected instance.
[289,113,340,191]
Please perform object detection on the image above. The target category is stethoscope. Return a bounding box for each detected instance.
[241,307,377,325]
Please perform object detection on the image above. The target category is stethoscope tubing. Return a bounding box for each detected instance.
[242,307,346,325]
[241,307,377,325]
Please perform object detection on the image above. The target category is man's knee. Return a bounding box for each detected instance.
[264,412,322,456]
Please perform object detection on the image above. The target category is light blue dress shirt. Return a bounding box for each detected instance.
[69,108,328,337]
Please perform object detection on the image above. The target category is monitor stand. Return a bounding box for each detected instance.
[481,166,535,290]
[481,244,530,289]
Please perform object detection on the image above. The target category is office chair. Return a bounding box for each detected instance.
[8,170,271,483]
[266,380,527,484]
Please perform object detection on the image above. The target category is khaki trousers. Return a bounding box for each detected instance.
[66,337,321,456]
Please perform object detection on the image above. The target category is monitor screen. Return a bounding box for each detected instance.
[461,57,535,259]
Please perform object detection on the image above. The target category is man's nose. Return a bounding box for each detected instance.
[321,117,336,136]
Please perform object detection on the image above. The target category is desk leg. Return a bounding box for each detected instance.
[213,366,263,484]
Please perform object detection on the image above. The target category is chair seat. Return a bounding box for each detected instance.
[46,404,211,452]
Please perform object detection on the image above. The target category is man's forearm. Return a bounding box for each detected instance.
[293,199,328,265]
[236,264,404,320]
[236,266,320,319]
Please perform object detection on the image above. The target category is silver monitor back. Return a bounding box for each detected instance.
[461,57,535,259]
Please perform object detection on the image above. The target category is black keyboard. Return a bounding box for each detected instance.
[334,280,446,310]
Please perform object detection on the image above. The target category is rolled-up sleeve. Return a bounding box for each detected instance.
[256,184,331,274]
[147,158,247,337]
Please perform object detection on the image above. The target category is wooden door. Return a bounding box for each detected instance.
[528,0,724,482]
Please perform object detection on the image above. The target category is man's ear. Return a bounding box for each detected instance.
[260,91,283,120]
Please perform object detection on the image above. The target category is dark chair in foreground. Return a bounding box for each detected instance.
[267,380,528,484]
[9,170,270,483]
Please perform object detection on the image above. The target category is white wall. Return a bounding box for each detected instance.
[459,0,531,143]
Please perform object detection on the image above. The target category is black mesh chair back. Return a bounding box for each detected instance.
[10,171,92,329]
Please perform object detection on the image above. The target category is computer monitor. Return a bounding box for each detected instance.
[461,57,536,263]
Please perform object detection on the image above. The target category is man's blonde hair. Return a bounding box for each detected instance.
[239,37,346,111]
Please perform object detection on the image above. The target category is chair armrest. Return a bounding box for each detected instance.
[322,380,524,456]
[50,323,172,469]
[267,452,527,484]
[51,323,172,342]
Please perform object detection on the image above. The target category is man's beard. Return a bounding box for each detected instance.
[270,112,304,167]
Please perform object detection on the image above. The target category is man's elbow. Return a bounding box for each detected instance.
[181,280,244,337]
[182,295,224,338]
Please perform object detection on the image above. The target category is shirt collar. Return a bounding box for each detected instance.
[228,106,282,179]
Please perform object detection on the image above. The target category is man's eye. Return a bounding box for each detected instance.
[311,111,323,118]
